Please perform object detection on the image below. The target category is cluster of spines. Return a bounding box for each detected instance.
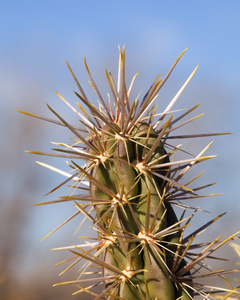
[18,47,240,299]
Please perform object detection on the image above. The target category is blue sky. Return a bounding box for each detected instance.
[1,1,240,77]
[1,0,240,281]
[1,1,240,121]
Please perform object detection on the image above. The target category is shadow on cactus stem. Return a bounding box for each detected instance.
[18,46,240,299]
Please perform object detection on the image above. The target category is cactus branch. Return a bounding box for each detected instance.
[20,46,239,299]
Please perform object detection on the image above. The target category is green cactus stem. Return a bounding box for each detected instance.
[19,46,240,299]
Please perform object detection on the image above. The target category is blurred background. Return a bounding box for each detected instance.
[1,1,240,299]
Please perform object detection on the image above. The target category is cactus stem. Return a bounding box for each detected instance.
[22,46,240,299]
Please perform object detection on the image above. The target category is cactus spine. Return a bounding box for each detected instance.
[20,46,240,299]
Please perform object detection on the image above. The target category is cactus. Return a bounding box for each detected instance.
[19,46,240,299]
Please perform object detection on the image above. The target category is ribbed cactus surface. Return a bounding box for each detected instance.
[89,121,178,299]
[20,47,240,299]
